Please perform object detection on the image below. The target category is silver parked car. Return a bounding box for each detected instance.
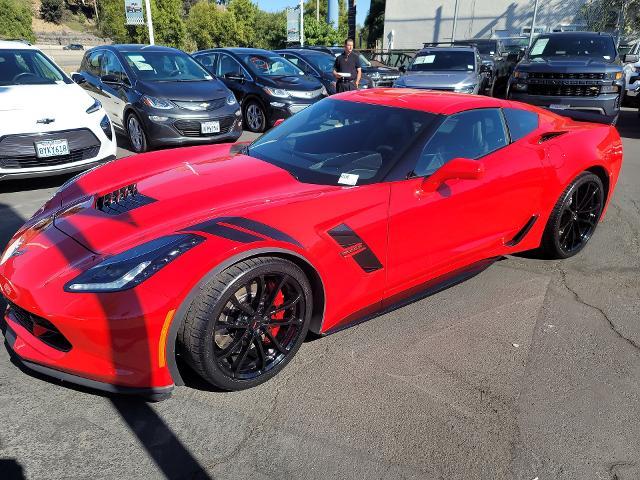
[393,46,490,94]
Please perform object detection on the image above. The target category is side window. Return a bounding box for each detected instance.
[503,108,539,142]
[87,51,102,77]
[414,109,508,176]
[101,51,127,81]
[195,53,216,72]
[217,54,241,77]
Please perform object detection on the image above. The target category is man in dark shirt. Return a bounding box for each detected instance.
[333,38,362,93]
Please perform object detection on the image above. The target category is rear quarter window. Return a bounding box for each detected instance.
[504,108,538,142]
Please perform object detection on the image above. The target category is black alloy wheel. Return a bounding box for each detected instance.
[542,172,604,259]
[179,257,312,390]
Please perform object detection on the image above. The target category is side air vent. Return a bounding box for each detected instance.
[538,131,567,144]
[96,183,156,216]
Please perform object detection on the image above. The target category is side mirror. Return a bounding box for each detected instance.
[420,158,484,194]
[399,65,406,73]
[101,74,122,86]
[480,64,492,73]
[71,73,86,85]
[273,118,285,127]
[624,54,639,64]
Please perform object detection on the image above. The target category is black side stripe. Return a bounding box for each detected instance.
[505,214,538,247]
[217,216,303,247]
[187,217,302,246]
[190,220,263,243]
[328,223,383,273]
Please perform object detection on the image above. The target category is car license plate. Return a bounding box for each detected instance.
[34,139,69,158]
[201,121,220,134]
[549,104,569,110]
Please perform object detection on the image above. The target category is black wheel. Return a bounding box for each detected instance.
[126,112,149,153]
[179,257,312,390]
[541,172,604,259]
[243,99,267,133]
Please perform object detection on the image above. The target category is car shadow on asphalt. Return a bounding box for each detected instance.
[617,109,640,140]
[0,459,26,480]
[0,202,213,480]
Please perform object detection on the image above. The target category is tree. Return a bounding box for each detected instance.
[0,0,35,42]
[40,0,65,24]
[186,1,242,50]
[364,0,384,48]
[253,10,287,50]
[303,16,341,46]
[580,0,640,37]
[152,0,187,48]
[227,0,259,46]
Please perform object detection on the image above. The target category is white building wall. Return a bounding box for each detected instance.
[383,0,585,49]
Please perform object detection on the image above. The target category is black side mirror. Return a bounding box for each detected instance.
[71,73,86,85]
[624,54,639,64]
[399,65,406,73]
[101,74,122,86]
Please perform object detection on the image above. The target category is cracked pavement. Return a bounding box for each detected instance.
[1,113,640,480]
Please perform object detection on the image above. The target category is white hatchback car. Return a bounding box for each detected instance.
[0,41,116,181]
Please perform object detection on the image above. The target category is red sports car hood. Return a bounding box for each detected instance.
[51,144,336,255]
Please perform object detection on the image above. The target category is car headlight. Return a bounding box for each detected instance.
[0,237,24,266]
[142,95,175,109]
[65,234,204,292]
[86,98,102,114]
[513,71,528,79]
[605,71,623,80]
[226,94,237,105]
[262,86,290,98]
[455,84,476,93]
[100,114,113,141]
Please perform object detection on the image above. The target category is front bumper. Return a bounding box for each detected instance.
[0,154,116,181]
[266,97,321,125]
[141,108,243,148]
[508,91,620,123]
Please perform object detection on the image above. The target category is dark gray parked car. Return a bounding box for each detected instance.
[393,46,490,94]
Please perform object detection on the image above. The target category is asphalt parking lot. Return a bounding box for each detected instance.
[1,110,640,480]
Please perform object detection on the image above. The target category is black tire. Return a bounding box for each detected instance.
[243,99,267,133]
[126,112,149,153]
[179,257,312,391]
[541,172,604,259]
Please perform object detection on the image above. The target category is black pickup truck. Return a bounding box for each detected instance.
[507,32,638,124]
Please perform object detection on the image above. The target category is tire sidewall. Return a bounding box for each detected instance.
[199,259,312,390]
[545,172,604,259]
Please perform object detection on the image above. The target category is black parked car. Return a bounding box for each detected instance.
[451,39,517,96]
[302,46,401,87]
[275,48,371,94]
[73,44,242,153]
[507,32,637,125]
[193,48,327,132]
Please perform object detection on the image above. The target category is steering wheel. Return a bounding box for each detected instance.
[12,72,39,83]
[167,69,181,77]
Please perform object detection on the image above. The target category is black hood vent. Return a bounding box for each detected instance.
[96,183,156,216]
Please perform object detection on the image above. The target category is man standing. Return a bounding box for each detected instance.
[333,38,362,93]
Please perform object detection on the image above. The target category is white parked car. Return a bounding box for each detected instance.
[0,41,116,181]
[623,40,640,106]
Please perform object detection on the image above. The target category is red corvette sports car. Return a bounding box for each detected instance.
[0,90,623,398]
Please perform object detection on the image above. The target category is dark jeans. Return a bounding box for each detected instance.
[336,80,357,93]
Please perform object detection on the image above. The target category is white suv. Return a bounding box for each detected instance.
[0,41,116,181]
[623,40,640,105]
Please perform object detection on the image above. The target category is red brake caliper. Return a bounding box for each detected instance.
[268,288,285,338]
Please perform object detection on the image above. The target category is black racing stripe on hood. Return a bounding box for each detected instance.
[328,223,382,273]
[217,216,303,247]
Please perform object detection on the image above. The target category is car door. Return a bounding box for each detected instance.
[79,50,106,101]
[384,108,547,301]
[217,53,249,105]
[99,50,129,129]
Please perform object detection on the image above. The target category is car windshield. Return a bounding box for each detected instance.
[503,38,529,53]
[455,41,496,55]
[0,50,69,86]
[247,99,436,186]
[122,51,212,81]
[239,54,303,76]
[409,51,476,71]
[358,53,372,67]
[529,35,617,60]
[303,52,336,73]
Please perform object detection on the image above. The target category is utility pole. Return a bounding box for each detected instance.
[300,0,304,47]
[94,0,98,22]
[529,0,539,47]
[452,0,459,42]
[144,0,155,45]
[316,0,319,22]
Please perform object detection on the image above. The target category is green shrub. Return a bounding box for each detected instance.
[40,0,65,24]
[0,0,36,43]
